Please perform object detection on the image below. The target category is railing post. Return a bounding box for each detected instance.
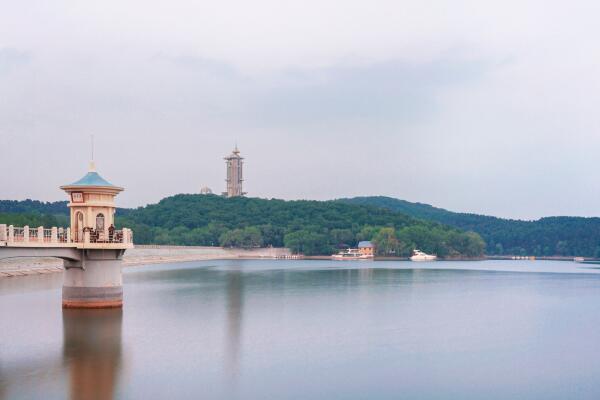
[66,228,71,243]
[24,226,30,243]
[52,227,58,243]
[0,224,6,241]
[8,225,14,243]
[38,226,44,243]
[84,231,90,244]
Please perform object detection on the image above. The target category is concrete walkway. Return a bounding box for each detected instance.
[0,257,64,277]
[0,245,292,278]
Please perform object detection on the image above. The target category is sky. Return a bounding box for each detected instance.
[1,0,599,220]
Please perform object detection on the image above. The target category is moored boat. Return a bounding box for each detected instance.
[332,248,373,260]
[574,257,600,264]
[410,249,437,262]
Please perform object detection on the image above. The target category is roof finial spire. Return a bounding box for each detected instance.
[89,134,96,172]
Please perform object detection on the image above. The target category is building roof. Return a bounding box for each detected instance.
[358,241,373,248]
[68,171,117,187]
[225,145,243,159]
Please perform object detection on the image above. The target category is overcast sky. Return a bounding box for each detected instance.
[1,1,599,220]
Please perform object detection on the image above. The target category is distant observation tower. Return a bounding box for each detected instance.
[223,146,246,197]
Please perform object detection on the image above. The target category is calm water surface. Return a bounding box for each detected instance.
[2,260,600,399]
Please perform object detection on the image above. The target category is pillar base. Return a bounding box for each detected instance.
[62,250,124,309]
[62,286,123,309]
[62,300,123,309]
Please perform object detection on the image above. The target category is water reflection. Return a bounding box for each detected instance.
[62,309,123,400]
[225,272,244,383]
[5,260,600,399]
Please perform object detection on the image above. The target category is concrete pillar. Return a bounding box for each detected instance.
[84,231,90,244]
[62,249,124,308]
[38,226,44,243]
[8,225,14,243]
[24,226,29,243]
[66,228,71,243]
[0,224,6,241]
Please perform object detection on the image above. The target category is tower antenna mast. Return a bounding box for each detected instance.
[89,135,96,171]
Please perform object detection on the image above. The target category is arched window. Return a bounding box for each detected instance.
[96,213,105,231]
[75,212,84,241]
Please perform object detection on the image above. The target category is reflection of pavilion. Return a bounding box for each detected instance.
[63,308,123,400]
[0,307,124,399]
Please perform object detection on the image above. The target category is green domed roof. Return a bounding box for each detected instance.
[68,171,116,187]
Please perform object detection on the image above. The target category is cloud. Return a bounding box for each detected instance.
[0,48,30,75]
[249,56,490,127]
[1,1,600,219]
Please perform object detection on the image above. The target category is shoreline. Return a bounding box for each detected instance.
[0,245,292,278]
[0,246,586,279]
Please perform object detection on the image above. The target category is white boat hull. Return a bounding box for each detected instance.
[410,250,437,262]
[410,256,437,262]
[331,255,373,261]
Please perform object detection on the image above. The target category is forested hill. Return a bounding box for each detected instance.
[116,194,484,256]
[339,196,600,257]
[0,200,70,228]
[0,199,68,214]
[3,195,599,257]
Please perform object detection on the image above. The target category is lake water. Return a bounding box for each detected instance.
[2,259,600,399]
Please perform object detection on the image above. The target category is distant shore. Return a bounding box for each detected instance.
[0,246,586,278]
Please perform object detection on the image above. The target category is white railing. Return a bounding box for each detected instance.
[87,228,133,244]
[13,227,25,242]
[0,224,133,246]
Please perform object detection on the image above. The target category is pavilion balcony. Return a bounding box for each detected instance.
[0,224,134,249]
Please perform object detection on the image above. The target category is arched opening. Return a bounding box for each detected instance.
[75,212,84,242]
[96,213,105,232]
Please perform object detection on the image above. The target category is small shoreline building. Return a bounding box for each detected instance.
[358,241,374,257]
[223,146,246,198]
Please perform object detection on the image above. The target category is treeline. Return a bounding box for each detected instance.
[6,194,599,257]
[340,196,600,257]
[113,194,485,256]
[0,212,69,228]
[0,200,69,215]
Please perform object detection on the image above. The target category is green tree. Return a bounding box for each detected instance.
[219,227,264,248]
[329,229,355,247]
[372,227,400,256]
[284,230,332,255]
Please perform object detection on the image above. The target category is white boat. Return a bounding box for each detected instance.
[331,248,373,260]
[410,249,437,262]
